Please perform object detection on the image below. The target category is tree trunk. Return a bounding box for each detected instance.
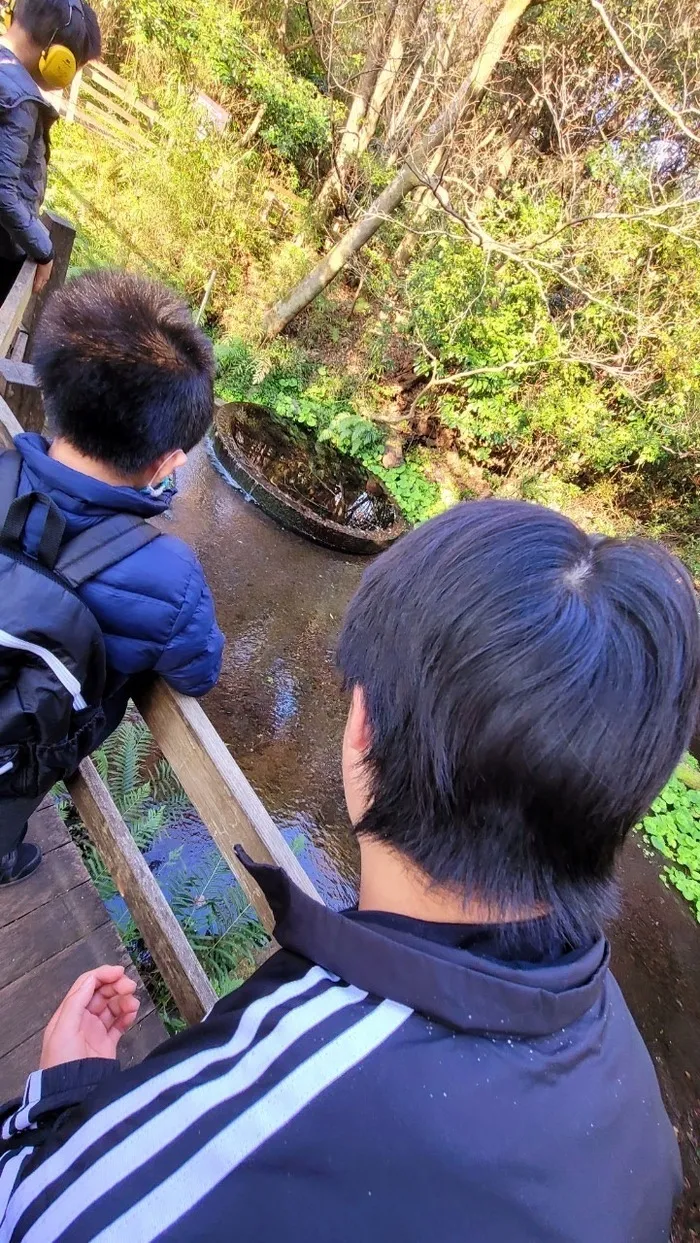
[393,144,448,267]
[355,0,429,159]
[316,0,400,215]
[263,0,533,338]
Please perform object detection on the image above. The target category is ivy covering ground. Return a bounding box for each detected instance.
[638,754,700,922]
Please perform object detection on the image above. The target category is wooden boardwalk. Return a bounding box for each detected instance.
[0,800,165,1101]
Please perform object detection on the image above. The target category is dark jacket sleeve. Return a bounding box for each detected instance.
[154,563,224,697]
[0,101,53,263]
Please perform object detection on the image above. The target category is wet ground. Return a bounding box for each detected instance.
[165,444,700,1239]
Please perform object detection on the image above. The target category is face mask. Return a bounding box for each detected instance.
[139,451,180,498]
[141,473,176,499]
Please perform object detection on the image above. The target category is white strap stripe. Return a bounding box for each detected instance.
[1,1071,42,1143]
[0,630,86,710]
[23,982,368,1243]
[12,1072,43,1136]
[2,966,334,1241]
[97,999,412,1243]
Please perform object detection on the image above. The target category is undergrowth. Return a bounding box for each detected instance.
[56,713,270,1028]
[638,754,700,922]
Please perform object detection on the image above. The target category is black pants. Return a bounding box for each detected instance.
[0,256,25,306]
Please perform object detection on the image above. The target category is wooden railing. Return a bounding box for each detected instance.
[50,62,162,151]
[0,216,323,1025]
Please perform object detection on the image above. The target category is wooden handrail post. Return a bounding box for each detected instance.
[5,212,76,432]
[0,395,23,449]
[0,260,36,359]
[67,759,218,1024]
[134,681,323,926]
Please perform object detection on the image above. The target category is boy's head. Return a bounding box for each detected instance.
[11,0,101,69]
[338,500,700,941]
[34,269,215,483]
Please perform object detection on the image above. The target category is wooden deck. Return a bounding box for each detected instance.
[0,800,165,1101]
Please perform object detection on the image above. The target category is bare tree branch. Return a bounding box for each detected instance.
[590,0,700,144]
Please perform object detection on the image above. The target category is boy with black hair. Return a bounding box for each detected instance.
[0,268,224,885]
[0,0,101,302]
[0,500,697,1242]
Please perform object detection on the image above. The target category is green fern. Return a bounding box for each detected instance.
[55,709,272,1027]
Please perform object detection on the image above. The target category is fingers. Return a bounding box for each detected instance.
[64,965,128,1005]
[86,974,137,1012]
[114,996,140,1036]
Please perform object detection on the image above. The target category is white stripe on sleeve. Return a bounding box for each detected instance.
[1,1072,42,1143]
[1,966,334,1242]
[97,999,412,1243]
[0,1153,31,1228]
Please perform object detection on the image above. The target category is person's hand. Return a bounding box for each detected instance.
[40,965,140,1069]
[33,259,53,294]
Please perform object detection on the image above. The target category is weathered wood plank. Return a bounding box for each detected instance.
[0,842,86,929]
[85,64,160,124]
[0,881,109,989]
[27,799,71,855]
[123,1007,167,1067]
[134,681,322,918]
[77,98,155,148]
[0,259,35,358]
[0,1032,43,1101]
[0,963,163,1100]
[0,359,37,387]
[0,921,147,1059]
[8,212,75,432]
[80,79,146,128]
[67,759,217,1024]
[0,392,22,448]
[61,106,134,150]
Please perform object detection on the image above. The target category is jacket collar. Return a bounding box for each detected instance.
[14,433,173,519]
[0,49,58,114]
[240,850,610,1038]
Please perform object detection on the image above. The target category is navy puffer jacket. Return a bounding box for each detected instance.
[14,434,224,697]
[0,50,55,263]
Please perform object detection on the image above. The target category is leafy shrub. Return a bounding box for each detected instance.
[638,755,700,921]
[46,87,312,324]
[125,0,331,164]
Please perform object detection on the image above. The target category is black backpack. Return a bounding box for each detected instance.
[0,450,159,803]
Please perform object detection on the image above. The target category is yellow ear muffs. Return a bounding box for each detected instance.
[38,41,76,89]
[3,0,15,32]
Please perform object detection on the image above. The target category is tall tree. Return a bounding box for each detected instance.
[263,0,533,337]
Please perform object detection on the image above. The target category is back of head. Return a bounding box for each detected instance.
[33,269,215,475]
[338,500,700,943]
[14,0,101,66]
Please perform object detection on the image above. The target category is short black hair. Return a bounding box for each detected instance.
[34,270,215,475]
[14,0,101,66]
[338,500,700,944]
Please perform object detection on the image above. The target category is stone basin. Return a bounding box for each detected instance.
[211,400,408,555]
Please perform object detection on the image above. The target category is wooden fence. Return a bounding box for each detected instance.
[50,62,162,151]
[0,215,322,1025]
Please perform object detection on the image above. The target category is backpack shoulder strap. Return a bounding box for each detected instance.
[0,450,23,529]
[55,513,160,588]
